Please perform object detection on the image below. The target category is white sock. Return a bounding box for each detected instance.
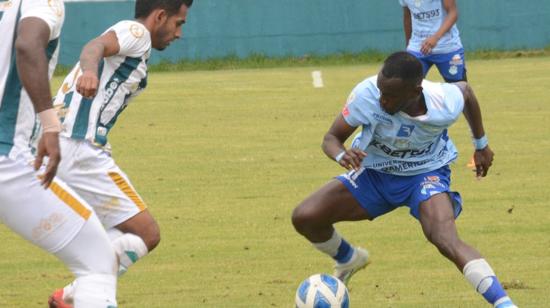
[107,228,124,241]
[73,274,117,308]
[463,259,496,292]
[312,231,356,264]
[112,233,149,276]
[312,231,342,257]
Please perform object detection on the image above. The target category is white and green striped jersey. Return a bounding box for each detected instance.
[0,0,64,158]
[53,20,150,148]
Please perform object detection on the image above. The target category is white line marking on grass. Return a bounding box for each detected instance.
[312,70,324,88]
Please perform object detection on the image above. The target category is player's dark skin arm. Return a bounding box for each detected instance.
[77,31,120,98]
[15,17,58,187]
[421,0,459,54]
[322,114,367,170]
[403,6,412,46]
[454,81,494,178]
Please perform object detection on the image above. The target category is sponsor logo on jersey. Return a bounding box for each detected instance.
[397,124,415,137]
[449,65,458,75]
[104,77,121,104]
[373,113,393,125]
[371,139,434,158]
[412,9,440,20]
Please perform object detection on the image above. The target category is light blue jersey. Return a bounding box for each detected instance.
[342,75,464,176]
[399,0,462,54]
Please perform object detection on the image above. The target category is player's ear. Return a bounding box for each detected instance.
[153,9,168,24]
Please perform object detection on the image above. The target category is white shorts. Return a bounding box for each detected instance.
[56,137,147,229]
[0,155,91,253]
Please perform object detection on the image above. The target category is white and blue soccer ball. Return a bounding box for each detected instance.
[295,274,350,308]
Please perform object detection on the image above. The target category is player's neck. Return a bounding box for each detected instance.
[403,93,427,117]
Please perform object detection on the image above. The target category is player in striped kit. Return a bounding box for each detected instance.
[47,0,193,306]
[0,0,118,307]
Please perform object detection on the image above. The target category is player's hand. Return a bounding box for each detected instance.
[421,36,439,55]
[76,70,99,99]
[473,146,494,179]
[337,148,367,171]
[34,131,61,188]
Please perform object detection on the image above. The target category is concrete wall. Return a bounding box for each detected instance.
[58,0,550,65]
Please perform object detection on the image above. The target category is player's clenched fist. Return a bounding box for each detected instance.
[337,148,367,171]
[76,70,99,98]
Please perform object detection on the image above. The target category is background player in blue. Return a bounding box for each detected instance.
[401,0,467,82]
[292,52,517,308]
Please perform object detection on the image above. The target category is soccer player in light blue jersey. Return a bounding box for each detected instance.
[401,0,467,82]
[292,52,517,308]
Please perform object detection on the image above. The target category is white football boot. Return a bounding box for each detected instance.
[333,247,370,286]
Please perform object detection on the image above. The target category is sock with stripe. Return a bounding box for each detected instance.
[463,258,514,307]
[312,231,355,264]
[111,232,149,276]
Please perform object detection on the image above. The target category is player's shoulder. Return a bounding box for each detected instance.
[20,0,65,39]
[422,79,464,119]
[108,20,149,40]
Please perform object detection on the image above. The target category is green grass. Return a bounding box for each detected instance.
[2,56,550,307]
[53,47,550,76]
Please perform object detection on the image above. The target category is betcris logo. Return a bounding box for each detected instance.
[397,124,415,137]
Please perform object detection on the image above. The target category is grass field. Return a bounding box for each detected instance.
[1,56,549,307]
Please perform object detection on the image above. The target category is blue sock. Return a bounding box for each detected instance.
[479,276,507,305]
[333,238,354,264]
[463,259,512,306]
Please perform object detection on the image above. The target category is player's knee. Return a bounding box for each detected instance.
[142,222,161,251]
[291,203,318,234]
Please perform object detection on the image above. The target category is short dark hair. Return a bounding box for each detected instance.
[381,51,423,85]
[135,0,193,19]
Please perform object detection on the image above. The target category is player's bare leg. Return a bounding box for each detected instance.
[292,179,371,285]
[419,193,517,308]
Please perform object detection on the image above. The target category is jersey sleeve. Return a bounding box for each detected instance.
[21,0,65,40]
[109,21,151,58]
[441,83,465,122]
[342,88,372,128]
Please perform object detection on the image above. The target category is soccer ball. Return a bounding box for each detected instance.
[295,274,350,308]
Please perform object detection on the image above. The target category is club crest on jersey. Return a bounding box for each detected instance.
[47,0,63,17]
[449,65,458,75]
[396,124,415,137]
[0,0,12,10]
[130,24,145,38]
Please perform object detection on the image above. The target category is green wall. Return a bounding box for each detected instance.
[59,0,550,65]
